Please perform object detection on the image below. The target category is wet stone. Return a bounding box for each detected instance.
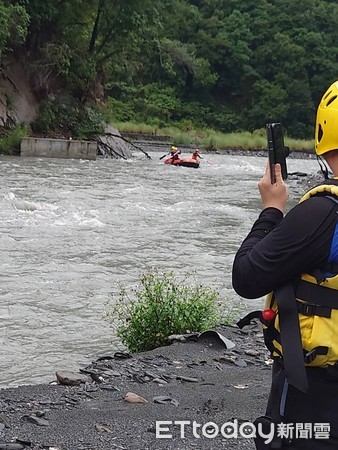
[176,375,199,382]
[153,395,179,406]
[22,414,49,426]
[95,423,112,433]
[0,444,25,450]
[217,356,236,364]
[234,359,248,368]
[244,349,260,357]
[55,371,90,386]
[152,378,168,384]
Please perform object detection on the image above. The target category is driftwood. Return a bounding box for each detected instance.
[97,137,128,159]
[106,132,152,159]
[95,132,151,159]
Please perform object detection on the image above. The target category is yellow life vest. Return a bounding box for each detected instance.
[263,183,338,368]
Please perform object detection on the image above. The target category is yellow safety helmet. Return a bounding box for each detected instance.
[315,80,338,155]
[171,146,177,151]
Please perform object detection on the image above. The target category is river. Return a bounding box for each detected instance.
[0,151,319,388]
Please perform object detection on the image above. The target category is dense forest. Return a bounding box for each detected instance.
[1,0,338,140]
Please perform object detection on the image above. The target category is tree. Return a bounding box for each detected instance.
[3,0,338,138]
[0,1,29,62]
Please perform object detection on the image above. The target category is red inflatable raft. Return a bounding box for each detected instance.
[164,156,200,169]
[164,148,201,169]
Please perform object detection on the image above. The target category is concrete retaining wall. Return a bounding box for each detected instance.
[20,137,97,160]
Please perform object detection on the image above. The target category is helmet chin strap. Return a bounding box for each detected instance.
[317,155,329,179]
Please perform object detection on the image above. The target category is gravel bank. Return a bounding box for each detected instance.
[0,323,271,450]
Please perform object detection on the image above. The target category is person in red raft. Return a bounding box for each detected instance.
[171,146,181,162]
[232,79,338,449]
[191,148,202,161]
[162,146,181,163]
[162,146,201,168]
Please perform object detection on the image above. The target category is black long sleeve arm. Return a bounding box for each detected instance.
[232,197,337,299]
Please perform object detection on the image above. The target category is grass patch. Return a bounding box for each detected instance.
[112,121,163,136]
[104,269,222,353]
[113,120,315,152]
[285,137,314,152]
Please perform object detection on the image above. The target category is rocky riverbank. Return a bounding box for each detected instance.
[0,322,271,450]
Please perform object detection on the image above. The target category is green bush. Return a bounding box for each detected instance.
[104,269,220,353]
[107,97,136,122]
[107,83,182,127]
[0,123,28,155]
[32,94,105,138]
[177,101,241,133]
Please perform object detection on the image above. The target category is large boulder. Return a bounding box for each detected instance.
[0,59,39,127]
[97,124,133,159]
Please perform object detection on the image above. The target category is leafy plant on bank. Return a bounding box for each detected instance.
[0,123,28,155]
[31,94,105,139]
[104,269,220,353]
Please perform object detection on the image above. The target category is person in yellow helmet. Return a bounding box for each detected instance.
[232,80,338,449]
[170,146,181,161]
[160,146,181,161]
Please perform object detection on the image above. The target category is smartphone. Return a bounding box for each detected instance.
[266,122,289,184]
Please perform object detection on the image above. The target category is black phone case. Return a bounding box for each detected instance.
[266,123,288,184]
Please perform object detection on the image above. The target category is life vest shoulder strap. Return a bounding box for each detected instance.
[273,283,309,393]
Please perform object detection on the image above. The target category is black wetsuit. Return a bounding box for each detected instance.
[232,195,338,449]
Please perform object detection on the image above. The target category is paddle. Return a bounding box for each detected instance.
[159,152,170,160]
